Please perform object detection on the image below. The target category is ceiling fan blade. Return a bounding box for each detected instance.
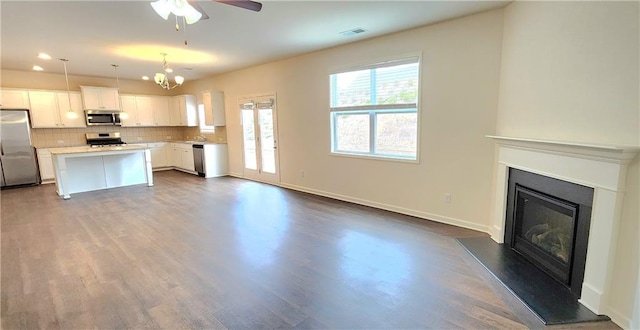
[187,0,210,20]
[214,0,263,12]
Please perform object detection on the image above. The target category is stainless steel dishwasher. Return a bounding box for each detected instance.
[193,144,205,177]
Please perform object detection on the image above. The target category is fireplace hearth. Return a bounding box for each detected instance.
[505,168,593,296]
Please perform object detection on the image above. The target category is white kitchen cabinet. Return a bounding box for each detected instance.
[181,148,195,172]
[201,144,229,178]
[28,91,85,128]
[149,143,168,168]
[119,95,137,126]
[36,148,55,183]
[0,89,30,109]
[56,92,86,127]
[29,91,59,127]
[80,86,120,110]
[169,143,195,172]
[169,95,197,126]
[202,91,225,126]
[121,95,165,127]
[150,96,171,126]
[168,146,182,168]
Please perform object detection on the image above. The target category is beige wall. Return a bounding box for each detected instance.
[1,69,174,96]
[182,9,504,232]
[497,1,639,327]
[496,1,639,146]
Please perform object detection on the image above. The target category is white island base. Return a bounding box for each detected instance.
[51,146,153,199]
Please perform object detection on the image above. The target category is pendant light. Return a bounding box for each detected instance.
[112,64,129,120]
[60,59,78,119]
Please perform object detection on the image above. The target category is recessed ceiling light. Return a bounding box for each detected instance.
[37,53,51,60]
[142,76,150,80]
[165,68,173,73]
[32,65,44,71]
[340,27,366,37]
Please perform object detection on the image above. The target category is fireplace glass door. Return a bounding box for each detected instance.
[513,185,578,285]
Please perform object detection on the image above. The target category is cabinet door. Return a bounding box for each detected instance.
[168,97,182,126]
[168,148,182,167]
[80,87,103,109]
[57,92,86,127]
[182,95,198,127]
[0,90,30,109]
[135,96,155,126]
[36,150,55,181]
[29,91,60,128]
[202,91,225,126]
[150,147,167,168]
[99,89,120,110]
[182,148,195,171]
[150,96,171,126]
[120,95,138,127]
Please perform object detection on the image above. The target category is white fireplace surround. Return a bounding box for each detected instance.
[488,135,638,319]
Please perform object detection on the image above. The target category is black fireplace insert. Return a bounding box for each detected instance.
[505,168,594,297]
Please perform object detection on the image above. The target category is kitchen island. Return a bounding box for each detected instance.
[50,145,153,199]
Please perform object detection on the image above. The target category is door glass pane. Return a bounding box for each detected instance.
[241,109,257,170]
[375,112,417,157]
[259,108,275,174]
[334,112,370,153]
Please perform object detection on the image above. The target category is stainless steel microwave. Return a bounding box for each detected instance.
[85,110,121,126]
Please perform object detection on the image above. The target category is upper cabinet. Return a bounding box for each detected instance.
[29,91,85,128]
[80,86,120,110]
[202,90,225,126]
[150,96,171,126]
[169,95,198,127]
[0,89,30,109]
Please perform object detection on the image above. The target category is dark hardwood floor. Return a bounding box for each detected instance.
[1,171,620,329]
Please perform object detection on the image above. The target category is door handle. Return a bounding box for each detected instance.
[0,142,3,156]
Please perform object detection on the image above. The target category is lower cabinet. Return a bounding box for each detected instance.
[169,143,195,172]
[149,143,168,168]
[36,148,55,183]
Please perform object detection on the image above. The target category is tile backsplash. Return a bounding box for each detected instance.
[31,126,217,148]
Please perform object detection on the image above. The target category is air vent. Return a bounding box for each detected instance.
[340,27,366,37]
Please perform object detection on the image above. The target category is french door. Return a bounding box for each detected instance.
[240,95,280,184]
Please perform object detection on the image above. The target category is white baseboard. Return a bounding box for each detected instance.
[607,308,631,329]
[279,182,489,233]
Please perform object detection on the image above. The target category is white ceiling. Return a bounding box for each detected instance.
[1,1,508,81]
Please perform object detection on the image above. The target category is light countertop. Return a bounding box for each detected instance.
[49,145,149,155]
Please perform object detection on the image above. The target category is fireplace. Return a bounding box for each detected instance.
[505,168,593,296]
[487,135,637,326]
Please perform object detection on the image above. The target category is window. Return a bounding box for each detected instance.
[330,57,419,160]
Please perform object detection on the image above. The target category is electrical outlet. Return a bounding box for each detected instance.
[300,171,305,178]
[56,140,64,145]
[137,137,142,141]
[166,135,172,140]
[444,193,452,204]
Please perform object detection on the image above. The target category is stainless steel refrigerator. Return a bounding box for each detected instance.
[0,110,39,187]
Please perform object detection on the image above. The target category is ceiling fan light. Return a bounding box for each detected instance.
[150,0,171,20]
[174,75,185,85]
[183,6,203,24]
[154,73,166,84]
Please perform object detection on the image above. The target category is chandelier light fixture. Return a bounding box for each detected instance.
[154,53,184,90]
[60,59,78,119]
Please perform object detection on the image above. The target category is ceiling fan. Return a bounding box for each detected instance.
[151,0,262,44]
[151,0,262,25]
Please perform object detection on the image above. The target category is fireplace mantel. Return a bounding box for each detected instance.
[487,135,638,325]
[487,135,639,164]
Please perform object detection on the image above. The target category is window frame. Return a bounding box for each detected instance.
[329,54,421,163]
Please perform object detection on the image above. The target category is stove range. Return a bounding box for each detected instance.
[86,132,126,147]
